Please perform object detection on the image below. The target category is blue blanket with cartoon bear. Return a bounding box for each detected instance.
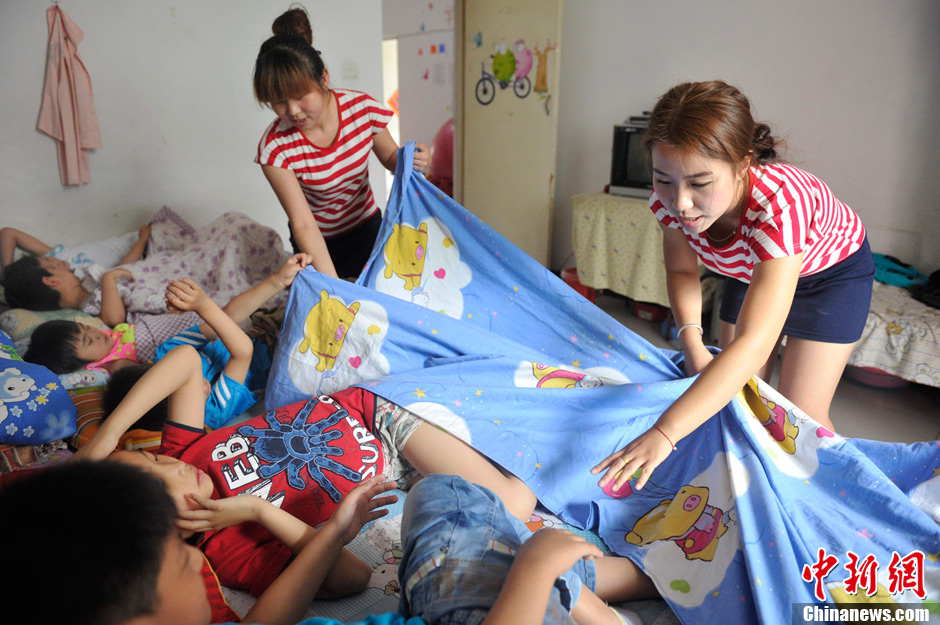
[266,144,940,623]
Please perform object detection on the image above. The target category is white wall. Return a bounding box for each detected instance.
[0,0,384,249]
[553,0,940,273]
[383,0,455,146]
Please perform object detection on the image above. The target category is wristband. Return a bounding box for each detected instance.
[653,425,677,451]
[676,323,704,338]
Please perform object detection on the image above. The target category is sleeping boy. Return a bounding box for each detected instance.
[2,212,289,359]
[75,339,655,611]
[1,224,151,312]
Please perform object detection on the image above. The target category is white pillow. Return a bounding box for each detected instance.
[48,231,139,271]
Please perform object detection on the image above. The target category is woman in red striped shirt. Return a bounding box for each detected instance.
[253,8,430,279]
[594,81,873,492]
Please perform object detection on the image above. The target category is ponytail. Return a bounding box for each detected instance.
[751,123,778,164]
[254,6,326,104]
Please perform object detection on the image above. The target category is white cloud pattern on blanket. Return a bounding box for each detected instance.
[375,218,471,320]
[287,297,390,396]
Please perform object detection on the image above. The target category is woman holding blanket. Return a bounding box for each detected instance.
[595,81,873,491]
[253,8,430,280]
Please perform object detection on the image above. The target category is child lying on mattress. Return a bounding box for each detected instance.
[25,255,310,428]
[2,212,288,336]
[3,461,644,625]
[1,225,152,312]
[75,342,656,610]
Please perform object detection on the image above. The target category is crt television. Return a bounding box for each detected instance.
[609,124,653,198]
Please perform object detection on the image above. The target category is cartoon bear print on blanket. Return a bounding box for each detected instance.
[298,291,361,372]
[0,368,37,424]
[625,485,729,562]
[383,223,429,291]
[742,379,799,454]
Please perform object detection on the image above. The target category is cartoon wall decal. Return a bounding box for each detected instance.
[533,40,557,94]
[384,223,429,291]
[298,291,361,372]
[474,40,532,105]
[471,32,483,48]
[513,39,533,82]
[625,485,730,562]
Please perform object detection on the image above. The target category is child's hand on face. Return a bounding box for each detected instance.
[274,253,314,289]
[177,493,260,533]
[165,278,210,313]
[515,528,603,582]
[326,476,398,544]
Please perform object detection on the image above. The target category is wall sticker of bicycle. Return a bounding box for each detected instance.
[474,39,533,105]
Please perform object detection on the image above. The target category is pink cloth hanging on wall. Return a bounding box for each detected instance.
[37,5,101,186]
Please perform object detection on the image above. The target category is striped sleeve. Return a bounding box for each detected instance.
[649,193,680,229]
[254,118,290,169]
[366,95,393,134]
[747,167,811,261]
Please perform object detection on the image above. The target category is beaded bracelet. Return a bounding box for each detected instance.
[653,425,677,451]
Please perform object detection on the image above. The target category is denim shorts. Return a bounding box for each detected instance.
[720,238,874,344]
[398,475,595,625]
[374,397,424,487]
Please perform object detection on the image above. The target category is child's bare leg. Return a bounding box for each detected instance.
[569,587,621,625]
[402,422,537,521]
[569,557,658,625]
[593,555,658,602]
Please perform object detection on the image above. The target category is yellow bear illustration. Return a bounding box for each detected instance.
[383,222,429,291]
[531,363,586,389]
[298,290,361,372]
[625,485,728,562]
[743,379,799,454]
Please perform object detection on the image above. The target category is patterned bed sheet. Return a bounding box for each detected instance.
[848,282,940,388]
[220,488,679,624]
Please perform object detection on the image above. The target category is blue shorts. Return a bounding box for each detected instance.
[399,475,594,625]
[720,238,874,344]
[154,326,266,428]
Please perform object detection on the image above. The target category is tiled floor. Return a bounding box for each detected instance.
[594,293,939,444]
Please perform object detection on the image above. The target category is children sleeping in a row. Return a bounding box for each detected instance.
[2,210,290,361]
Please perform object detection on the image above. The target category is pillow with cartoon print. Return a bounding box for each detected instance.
[0,330,76,445]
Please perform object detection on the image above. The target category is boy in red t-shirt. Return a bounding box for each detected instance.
[76,342,540,597]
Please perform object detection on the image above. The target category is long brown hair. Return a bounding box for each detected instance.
[645,81,779,166]
[253,7,326,104]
